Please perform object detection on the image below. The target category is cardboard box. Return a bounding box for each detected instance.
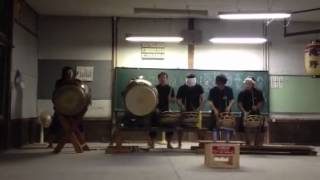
[204,143,240,169]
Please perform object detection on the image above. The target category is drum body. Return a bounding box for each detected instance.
[244,115,264,128]
[53,81,90,117]
[217,112,236,128]
[181,112,201,128]
[159,112,180,126]
[123,77,158,117]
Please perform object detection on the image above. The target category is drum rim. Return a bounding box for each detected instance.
[123,81,158,116]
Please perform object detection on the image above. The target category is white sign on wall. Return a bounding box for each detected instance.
[271,76,284,89]
[141,43,165,60]
[76,66,94,82]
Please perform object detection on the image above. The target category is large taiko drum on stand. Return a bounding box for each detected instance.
[123,77,158,117]
[52,81,91,117]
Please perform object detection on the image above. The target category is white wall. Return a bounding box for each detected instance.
[38,16,113,119]
[117,18,188,68]
[268,21,320,75]
[11,23,38,119]
[39,16,112,61]
[194,20,265,70]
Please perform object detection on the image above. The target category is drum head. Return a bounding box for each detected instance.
[53,85,87,116]
[125,84,157,116]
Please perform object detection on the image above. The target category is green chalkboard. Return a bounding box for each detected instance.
[114,67,269,113]
[270,75,320,113]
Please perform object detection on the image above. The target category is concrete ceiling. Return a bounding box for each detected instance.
[26,0,320,21]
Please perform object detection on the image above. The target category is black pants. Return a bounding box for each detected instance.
[238,111,261,132]
[149,111,174,139]
[208,112,218,131]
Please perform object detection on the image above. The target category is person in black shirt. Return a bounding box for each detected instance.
[156,72,175,112]
[208,74,234,130]
[149,72,175,149]
[177,74,204,112]
[237,76,265,132]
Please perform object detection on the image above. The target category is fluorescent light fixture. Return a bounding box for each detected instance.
[218,12,291,20]
[125,36,183,43]
[209,37,267,44]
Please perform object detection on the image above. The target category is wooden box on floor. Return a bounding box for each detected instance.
[204,143,240,169]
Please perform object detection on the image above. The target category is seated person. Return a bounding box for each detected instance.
[149,72,175,149]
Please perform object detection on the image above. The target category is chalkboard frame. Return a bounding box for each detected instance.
[113,67,270,114]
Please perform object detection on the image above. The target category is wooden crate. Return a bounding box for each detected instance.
[204,143,240,169]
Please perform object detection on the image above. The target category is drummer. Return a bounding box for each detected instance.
[47,66,76,148]
[50,66,90,152]
[177,74,204,112]
[237,76,265,132]
[149,72,175,149]
[208,74,234,130]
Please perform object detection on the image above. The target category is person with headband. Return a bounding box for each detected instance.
[208,74,234,130]
[237,76,264,132]
[176,74,204,112]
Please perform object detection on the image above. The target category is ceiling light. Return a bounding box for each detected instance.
[218,12,291,20]
[125,36,183,43]
[209,37,267,44]
[134,8,208,16]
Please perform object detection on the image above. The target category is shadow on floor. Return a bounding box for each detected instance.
[0,151,54,164]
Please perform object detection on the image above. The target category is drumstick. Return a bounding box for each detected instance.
[168,87,173,111]
[225,95,228,112]
[251,90,255,114]
[251,91,254,106]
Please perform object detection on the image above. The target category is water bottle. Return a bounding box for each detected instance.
[212,129,218,142]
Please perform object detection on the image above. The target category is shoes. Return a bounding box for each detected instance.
[82,144,90,151]
[47,144,53,149]
[148,140,155,149]
[167,143,173,149]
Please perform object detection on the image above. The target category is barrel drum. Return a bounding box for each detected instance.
[244,115,264,128]
[217,112,236,129]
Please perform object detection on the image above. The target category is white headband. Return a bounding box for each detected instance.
[243,77,256,84]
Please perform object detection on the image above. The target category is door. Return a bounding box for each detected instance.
[0,0,13,151]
